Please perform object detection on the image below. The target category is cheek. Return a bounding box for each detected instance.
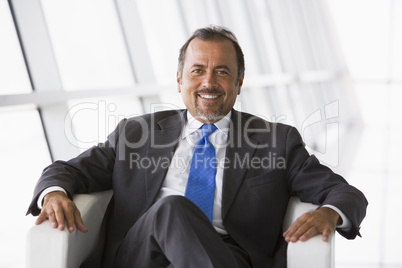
[227,85,240,97]
[224,88,240,105]
[180,89,195,105]
[181,79,199,93]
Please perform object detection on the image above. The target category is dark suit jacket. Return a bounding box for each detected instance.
[27,109,367,267]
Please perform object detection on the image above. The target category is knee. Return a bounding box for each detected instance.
[149,195,203,220]
[143,196,196,225]
[152,195,192,211]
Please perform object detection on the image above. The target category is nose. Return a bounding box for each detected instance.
[202,71,217,89]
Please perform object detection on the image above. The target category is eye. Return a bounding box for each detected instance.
[216,70,229,76]
[191,69,203,75]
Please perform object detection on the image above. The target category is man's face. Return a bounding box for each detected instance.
[177,38,244,123]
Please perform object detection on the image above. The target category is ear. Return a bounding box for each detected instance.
[176,71,182,93]
[237,72,245,95]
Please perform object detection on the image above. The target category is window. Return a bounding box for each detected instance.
[0,0,31,94]
[41,0,135,91]
[0,107,51,268]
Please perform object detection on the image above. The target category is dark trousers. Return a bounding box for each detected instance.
[114,196,251,268]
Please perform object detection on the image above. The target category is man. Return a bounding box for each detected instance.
[27,26,367,267]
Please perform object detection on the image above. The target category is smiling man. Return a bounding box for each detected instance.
[177,36,243,123]
[28,26,367,268]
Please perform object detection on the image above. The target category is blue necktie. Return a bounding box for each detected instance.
[185,124,218,222]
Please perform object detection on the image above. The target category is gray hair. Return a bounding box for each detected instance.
[177,25,245,81]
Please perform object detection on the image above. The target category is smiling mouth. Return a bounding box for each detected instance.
[198,94,219,99]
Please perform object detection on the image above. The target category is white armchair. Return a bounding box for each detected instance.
[283,197,335,268]
[26,192,334,268]
[26,190,113,268]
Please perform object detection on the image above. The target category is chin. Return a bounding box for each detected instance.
[195,107,223,123]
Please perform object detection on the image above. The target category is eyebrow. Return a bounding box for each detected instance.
[190,64,232,72]
[215,65,231,72]
[190,64,205,69]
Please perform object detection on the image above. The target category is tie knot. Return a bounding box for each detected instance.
[201,124,217,138]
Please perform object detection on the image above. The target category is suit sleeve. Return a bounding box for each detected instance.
[26,119,127,216]
[285,126,368,239]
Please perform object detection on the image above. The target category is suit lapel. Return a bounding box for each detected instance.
[144,110,186,204]
[222,110,259,219]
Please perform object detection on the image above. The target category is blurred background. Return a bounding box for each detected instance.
[1,0,401,267]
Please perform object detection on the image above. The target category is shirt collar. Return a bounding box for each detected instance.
[182,111,231,139]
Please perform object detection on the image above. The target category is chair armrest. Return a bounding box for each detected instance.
[26,190,113,268]
[284,197,335,268]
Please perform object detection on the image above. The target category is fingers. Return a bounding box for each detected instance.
[298,226,319,242]
[74,209,88,233]
[35,191,87,233]
[283,216,311,243]
[35,210,49,226]
[321,228,332,242]
[283,212,309,242]
[55,205,66,230]
[54,202,87,233]
[35,202,65,230]
[64,201,77,232]
[284,223,319,243]
[283,208,338,243]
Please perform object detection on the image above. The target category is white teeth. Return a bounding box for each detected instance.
[200,95,218,99]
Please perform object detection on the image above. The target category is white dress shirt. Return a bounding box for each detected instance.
[156,111,232,234]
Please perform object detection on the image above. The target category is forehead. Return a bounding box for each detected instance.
[184,38,237,68]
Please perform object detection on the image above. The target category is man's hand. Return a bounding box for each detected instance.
[35,191,88,233]
[283,207,340,243]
